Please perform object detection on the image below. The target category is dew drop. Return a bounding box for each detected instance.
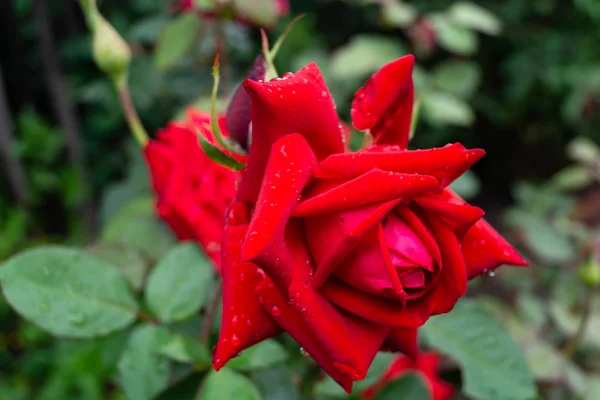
[231,334,241,347]
[68,310,87,326]
[300,347,309,357]
[283,72,293,78]
[239,272,246,281]
[231,315,239,327]
[270,305,281,316]
[321,91,327,98]
[245,318,253,327]
[487,270,496,277]
[258,296,265,304]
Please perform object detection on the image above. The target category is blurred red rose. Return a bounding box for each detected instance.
[144,108,239,271]
[362,352,455,400]
[213,55,528,392]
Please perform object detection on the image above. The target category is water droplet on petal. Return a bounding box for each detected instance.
[300,347,309,357]
[270,305,281,316]
[231,334,240,347]
[245,318,253,327]
[231,315,239,327]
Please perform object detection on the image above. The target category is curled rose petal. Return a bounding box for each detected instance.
[242,134,318,268]
[306,200,401,289]
[351,55,414,148]
[316,143,485,186]
[213,219,281,369]
[237,62,345,203]
[382,328,419,360]
[294,170,440,217]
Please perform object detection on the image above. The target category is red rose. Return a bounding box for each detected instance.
[362,352,455,400]
[213,55,528,391]
[144,108,240,270]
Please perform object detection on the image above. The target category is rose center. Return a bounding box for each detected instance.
[383,213,435,298]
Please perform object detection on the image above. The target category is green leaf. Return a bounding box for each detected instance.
[118,324,171,400]
[234,0,278,28]
[422,91,475,126]
[433,60,481,98]
[101,197,177,260]
[227,339,288,371]
[154,14,200,70]
[0,246,138,339]
[374,373,430,400]
[198,134,246,171]
[431,15,478,55]
[145,243,214,323]
[505,210,576,264]
[87,244,149,291]
[450,170,481,200]
[314,352,396,396]
[330,35,406,80]
[551,165,592,191]
[381,2,417,28]
[448,2,502,36]
[251,367,300,400]
[156,332,211,366]
[422,299,537,400]
[199,368,262,400]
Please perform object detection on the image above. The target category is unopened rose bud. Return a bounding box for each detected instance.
[92,15,131,80]
[578,258,600,288]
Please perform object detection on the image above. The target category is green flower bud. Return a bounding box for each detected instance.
[92,15,131,80]
[577,258,600,288]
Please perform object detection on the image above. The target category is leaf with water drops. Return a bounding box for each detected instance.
[199,367,262,400]
[0,246,138,339]
[145,243,215,323]
[118,324,171,400]
[156,332,211,367]
[422,298,537,400]
[226,339,288,371]
[374,373,429,400]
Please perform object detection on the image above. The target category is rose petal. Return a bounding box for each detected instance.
[395,205,443,267]
[294,170,440,217]
[384,213,434,270]
[334,227,403,298]
[351,55,415,148]
[442,189,529,277]
[316,144,485,186]
[241,134,318,281]
[415,196,484,240]
[306,200,400,288]
[320,278,432,329]
[213,220,281,370]
[424,215,468,315]
[226,55,267,150]
[254,278,353,392]
[237,62,345,203]
[288,250,389,382]
[382,328,419,359]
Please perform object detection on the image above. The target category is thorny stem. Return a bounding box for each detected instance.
[562,286,593,358]
[200,283,222,345]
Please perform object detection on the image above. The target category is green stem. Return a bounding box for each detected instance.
[116,76,148,147]
[562,286,593,357]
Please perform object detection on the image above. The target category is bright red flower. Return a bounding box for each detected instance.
[362,352,455,400]
[144,108,240,271]
[213,55,528,392]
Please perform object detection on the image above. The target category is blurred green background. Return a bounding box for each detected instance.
[1,0,600,399]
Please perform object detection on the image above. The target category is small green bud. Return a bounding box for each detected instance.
[577,258,600,288]
[92,15,131,80]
